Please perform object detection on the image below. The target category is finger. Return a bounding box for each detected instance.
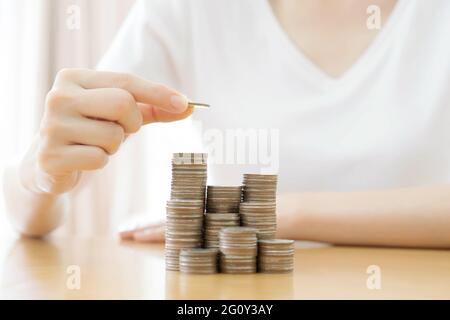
[41,145,109,174]
[133,225,165,243]
[118,221,164,240]
[119,229,135,240]
[139,103,194,125]
[58,69,188,113]
[62,117,125,155]
[75,88,142,133]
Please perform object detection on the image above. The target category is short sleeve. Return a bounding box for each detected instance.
[97,0,189,90]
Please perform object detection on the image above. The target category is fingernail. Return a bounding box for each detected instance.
[170,95,188,112]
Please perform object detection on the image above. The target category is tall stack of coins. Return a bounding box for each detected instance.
[204,213,240,248]
[179,248,219,274]
[166,153,208,271]
[171,153,208,205]
[258,240,295,273]
[219,227,258,274]
[165,200,204,271]
[206,186,242,213]
[239,202,277,240]
[242,174,277,202]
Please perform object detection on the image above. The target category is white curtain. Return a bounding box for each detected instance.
[0,0,136,236]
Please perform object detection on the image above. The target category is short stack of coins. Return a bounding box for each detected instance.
[258,239,295,273]
[242,174,277,202]
[166,153,208,271]
[241,174,278,239]
[204,213,240,248]
[239,202,277,240]
[219,227,258,274]
[206,186,242,213]
[179,248,219,274]
[165,199,204,271]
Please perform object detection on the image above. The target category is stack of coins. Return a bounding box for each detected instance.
[170,153,208,205]
[179,248,219,274]
[206,186,242,213]
[239,202,277,240]
[219,227,258,274]
[258,239,295,273]
[204,213,240,248]
[166,153,208,271]
[242,174,278,202]
[165,199,205,271]
[165,153,296,274]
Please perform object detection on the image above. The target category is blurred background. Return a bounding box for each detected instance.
[0,0,139,236]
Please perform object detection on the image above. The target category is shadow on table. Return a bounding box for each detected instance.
[165,271,294,299]
[0,237,64,299]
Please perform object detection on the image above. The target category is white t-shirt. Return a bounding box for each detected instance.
[69,0,450,235]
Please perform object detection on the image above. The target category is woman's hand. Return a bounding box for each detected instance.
[22,68,193,195]
[4,68,192,237]
[119,221,165,243]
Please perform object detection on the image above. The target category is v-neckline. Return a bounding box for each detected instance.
[261,0,407,87]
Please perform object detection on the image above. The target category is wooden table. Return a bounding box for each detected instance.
[0,236,449,299]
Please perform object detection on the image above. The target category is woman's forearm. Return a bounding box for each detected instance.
[2,163,67,237]
[277,186,450,248]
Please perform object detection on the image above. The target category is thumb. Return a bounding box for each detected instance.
[138,103,194,125]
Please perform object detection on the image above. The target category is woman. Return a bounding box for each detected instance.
[3,0,450,247]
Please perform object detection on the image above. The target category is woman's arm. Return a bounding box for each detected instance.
[120,186,450,248]
[3,163,68,237]
[277,185,450,248]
